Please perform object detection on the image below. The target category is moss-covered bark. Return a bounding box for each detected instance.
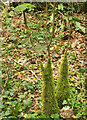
[41,59,59,115]
[56,50,70,108]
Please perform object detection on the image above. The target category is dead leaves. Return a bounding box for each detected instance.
[60,106,73,119]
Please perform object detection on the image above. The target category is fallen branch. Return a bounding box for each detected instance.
[29,70,38,79]
[11,58,39,79]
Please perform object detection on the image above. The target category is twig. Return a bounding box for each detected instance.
[12,59,24,66]
[27,76,32,81]
[58,10,64,17]
[11,58,39,79]
[29,70,38,79]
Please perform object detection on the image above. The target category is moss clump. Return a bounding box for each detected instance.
[41,59,59,116]
[56,50,70,108]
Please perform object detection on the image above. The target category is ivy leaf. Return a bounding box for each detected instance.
[51,113,59,118]
[50,13,53,22]
[28,28,33,33]
[14,4,27,13]
[60,3,63,10]
[14,4,35,13]
[5,110,12,115]
[27,22,41,28]
[76,22,85,33]
[24,3,36,9]
[58,4,60,10]
[23,99,32,106]
[58,3,63,11]
[19,94,25,98]
[79,67,86,74]
[62,100,68,105]
[27,85,33,89]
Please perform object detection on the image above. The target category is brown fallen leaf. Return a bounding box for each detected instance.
[59,106,73,119]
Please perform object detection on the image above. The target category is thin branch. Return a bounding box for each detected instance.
[68,2,73,46]
[23,10,28,29]
[47,2,55,58]
[29,34,41,63]
[45,2,48,45]
[49,2,55,46]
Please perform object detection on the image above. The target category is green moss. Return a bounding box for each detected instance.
[56,50,70,108]
[41,59,59,115]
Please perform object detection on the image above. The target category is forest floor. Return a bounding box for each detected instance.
[1,5,86,119]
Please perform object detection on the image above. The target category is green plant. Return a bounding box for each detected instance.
[14,3,35,28]
[1,5,10,18]
[68,85,86,119]
[56,50,70,108]
[14,3,35,13]
[41,59,59,115]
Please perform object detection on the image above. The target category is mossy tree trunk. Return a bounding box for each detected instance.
[56,50,70,108]
[41,59,59,116]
